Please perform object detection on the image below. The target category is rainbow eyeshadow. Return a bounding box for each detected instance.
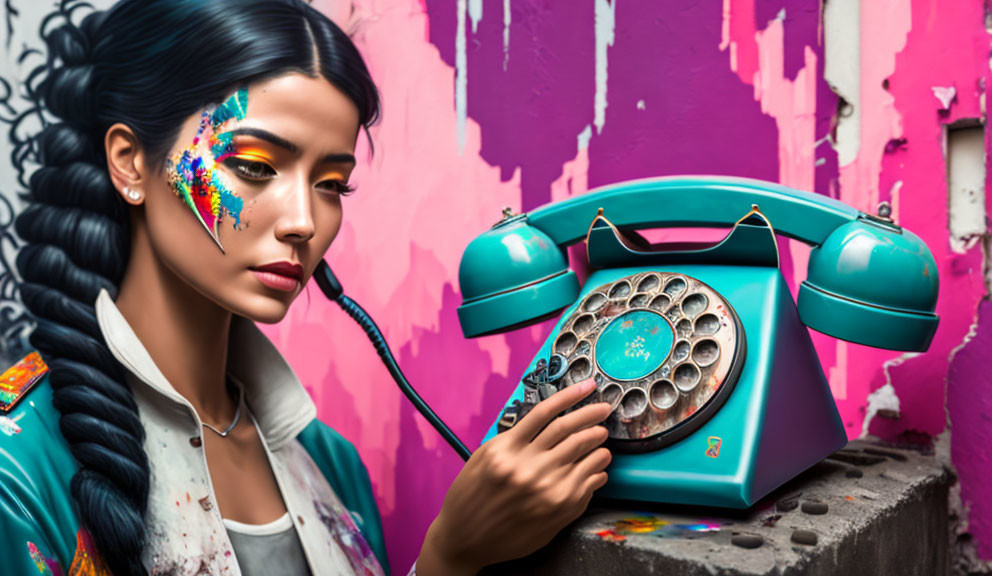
[166,88,248,251]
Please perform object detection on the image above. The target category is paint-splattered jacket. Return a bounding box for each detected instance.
[0,289,389,576]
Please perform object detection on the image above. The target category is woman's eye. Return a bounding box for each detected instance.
[222,157,277,181]
[317,180,356,196]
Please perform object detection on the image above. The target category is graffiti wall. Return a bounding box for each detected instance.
[2,0,990,572]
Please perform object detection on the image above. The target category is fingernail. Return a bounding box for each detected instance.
[579,379,596,393]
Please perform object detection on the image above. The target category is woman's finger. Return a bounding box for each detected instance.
[531,401,612,450]
[509,378,598,442]
[568,446,612,484]
[543,424,609,465]
[580,470,609,496]
[563,471,610,525]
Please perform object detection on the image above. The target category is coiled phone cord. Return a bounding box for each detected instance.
[314,260,473,462]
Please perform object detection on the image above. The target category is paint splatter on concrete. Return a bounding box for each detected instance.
[590,515,721,543]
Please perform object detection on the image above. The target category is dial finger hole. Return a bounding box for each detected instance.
[572,314,595,335]
[676,318,693,339]
[695,313,720,335]
[637,274,661,292]
[576,340,592,356]
[672,339,691,362]
[649,379,678,410]
[664,277,687,298]
[649,294,671,312]
[601,383,623,408]
[692,339,720,367]
[673,363,701,392]
[568,357,592,382]
[609,281,632,300]
[681,293,708,318]
[584,293,607,312]
[629,293,650,308]
[619,388,648,419]
[555,332,577,355]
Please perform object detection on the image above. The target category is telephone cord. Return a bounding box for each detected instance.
[332,294,472,461]
[315,260,472,461]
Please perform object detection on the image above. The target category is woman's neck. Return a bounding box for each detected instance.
[115,225,235,425]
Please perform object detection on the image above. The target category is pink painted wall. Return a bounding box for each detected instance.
[258,0,992,570]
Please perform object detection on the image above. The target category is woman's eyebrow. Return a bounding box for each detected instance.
[321,153,357,164]
[221,127,298,153]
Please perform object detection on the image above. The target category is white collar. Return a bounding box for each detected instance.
[94,288,316,450]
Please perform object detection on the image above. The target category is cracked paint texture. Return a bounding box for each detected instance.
[250,0,992,569]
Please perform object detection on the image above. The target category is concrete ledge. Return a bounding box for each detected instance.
[487,439,952,576]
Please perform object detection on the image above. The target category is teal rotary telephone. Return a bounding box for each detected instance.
[456,176,939,508]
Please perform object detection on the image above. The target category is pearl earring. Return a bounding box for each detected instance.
[124,186,141,201]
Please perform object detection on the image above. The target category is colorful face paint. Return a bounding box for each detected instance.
[166,88,249,251]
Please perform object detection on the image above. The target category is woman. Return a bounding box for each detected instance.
[0,1,613,575]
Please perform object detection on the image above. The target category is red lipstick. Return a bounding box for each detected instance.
[251,261,304,292]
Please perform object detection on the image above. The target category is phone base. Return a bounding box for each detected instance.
[483,264,849,509]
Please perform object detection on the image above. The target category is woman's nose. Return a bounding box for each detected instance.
[274,179,316,243]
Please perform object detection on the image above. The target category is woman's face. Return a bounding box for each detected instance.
[140,73,360,323]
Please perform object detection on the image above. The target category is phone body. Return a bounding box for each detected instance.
[457,176,939,508]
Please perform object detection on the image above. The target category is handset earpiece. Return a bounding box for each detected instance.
[457,210,580,337]
[797,210,939,351]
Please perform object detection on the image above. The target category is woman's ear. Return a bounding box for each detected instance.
[105,122,148,206]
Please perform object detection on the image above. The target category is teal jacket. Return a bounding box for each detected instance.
[0,371,389,575]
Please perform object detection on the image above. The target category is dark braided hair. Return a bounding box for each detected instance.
[6,1,379,574]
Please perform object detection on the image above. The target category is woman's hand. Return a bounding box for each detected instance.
[417,378,612,576]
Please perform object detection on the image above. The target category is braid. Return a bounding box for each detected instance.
[12,5,148,575]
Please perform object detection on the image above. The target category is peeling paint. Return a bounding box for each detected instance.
[502,0,510,70]
[861,373,903,438]
[455,0,468,153]
[823,0,861,166]
[947,124,986,253]
[932,86,957,110]
[594,0,615,134]
[577,124,593,152]
[468,0,482,34]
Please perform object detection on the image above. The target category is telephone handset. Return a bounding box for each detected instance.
[457,176,939,508]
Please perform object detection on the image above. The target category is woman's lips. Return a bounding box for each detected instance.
[251,261,304,292]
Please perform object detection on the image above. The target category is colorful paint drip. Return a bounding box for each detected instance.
[68,529,112,576]
[314,499,383,576]
[27,541,63,576]
[166,88,248,251]
[1,351,49,412]
[592,515,720,543]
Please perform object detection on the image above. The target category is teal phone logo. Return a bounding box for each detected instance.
[706,436,722,458]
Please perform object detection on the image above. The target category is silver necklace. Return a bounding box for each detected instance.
[202,385,244,438]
